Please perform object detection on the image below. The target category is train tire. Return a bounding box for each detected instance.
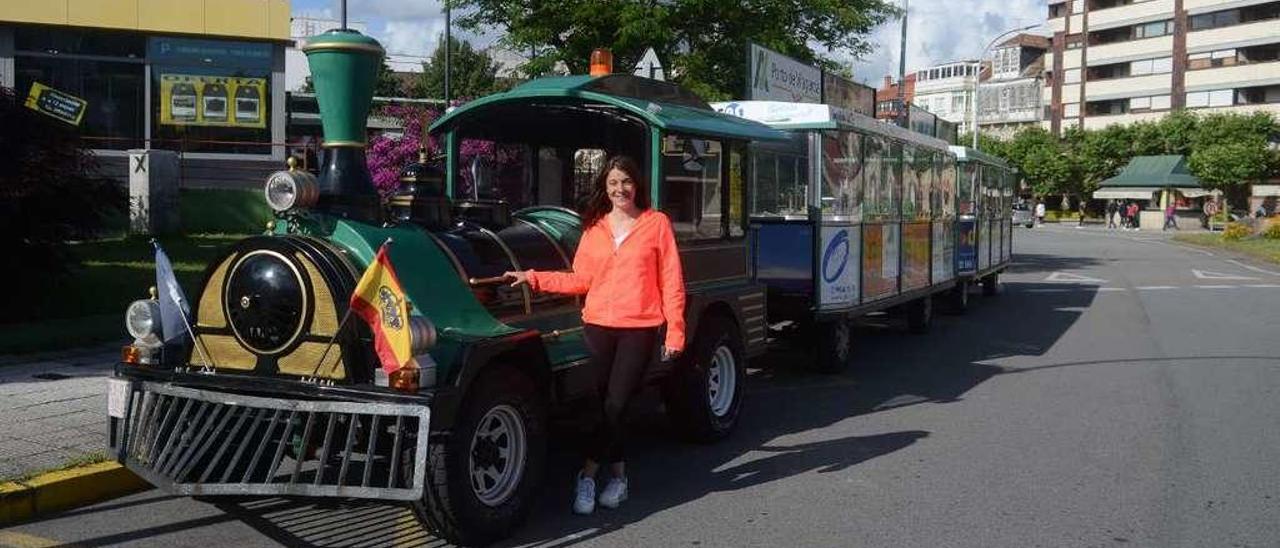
[810,319,853,374]
[410,368,547,546]
[943,281,969,315]
[663,314,744,443]
[906,297,933,334]
[981,273,1000,296]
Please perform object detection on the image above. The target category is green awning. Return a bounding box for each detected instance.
[1099,155,1202,189]
[429,74,791,143]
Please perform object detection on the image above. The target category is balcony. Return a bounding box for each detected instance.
[1088,35,1174,65]
[1185,62,1280,91]
[1185,0,1244,11]
[1063,49,1083,70]
[1188,20,1279,51]
[1089,0,1175,30]
[1086,73,1174,99]
[1082,111,1165,130]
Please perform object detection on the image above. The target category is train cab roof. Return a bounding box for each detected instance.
[711,100,951,151]
[428,74,790,144]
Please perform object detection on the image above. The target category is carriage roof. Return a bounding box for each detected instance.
[429,74,790,143]
[709,100,952,152]
[949,145,1012,169]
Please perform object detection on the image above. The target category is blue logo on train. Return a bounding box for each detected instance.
[821,229,850,283]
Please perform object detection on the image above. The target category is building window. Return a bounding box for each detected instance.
[1064,103,1081,117]
[1235,85,1280,105]
[1190,2,1280,31]
[1186,89,1237,108]
[148,37,274,155]
[1134,20,1174,39]
[1049,3,1069,18]
[1085,99,1129,116]
[1064,68,1081,84]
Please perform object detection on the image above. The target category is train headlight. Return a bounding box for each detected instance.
[264,170,319,213]
[125,299,162,342]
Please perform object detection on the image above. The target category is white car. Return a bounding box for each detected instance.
[1012,204,1034,228]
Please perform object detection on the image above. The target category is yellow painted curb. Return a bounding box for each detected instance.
[0,462,149,526]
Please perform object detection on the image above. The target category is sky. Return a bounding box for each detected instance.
[291,0,1050,86]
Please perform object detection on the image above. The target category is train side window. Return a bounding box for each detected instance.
[821,130,863,221]
[572,148,606,210]
[885,141,903,221]
[661,134,725,240]
[747,133,808,218]
[913,149,934,221]
[728,142,746,237]
[901,144,921,220]
[863,135,887,220]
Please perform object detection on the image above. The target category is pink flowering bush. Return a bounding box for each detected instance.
[367,104,440,198]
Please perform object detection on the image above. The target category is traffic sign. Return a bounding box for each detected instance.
[633,48,665,81]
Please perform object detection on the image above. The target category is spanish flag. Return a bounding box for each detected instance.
[350,242,413,374]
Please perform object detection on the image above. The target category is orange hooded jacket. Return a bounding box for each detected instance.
[526,209,687,351]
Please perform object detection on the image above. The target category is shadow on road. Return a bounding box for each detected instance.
[1005,252,1105,275]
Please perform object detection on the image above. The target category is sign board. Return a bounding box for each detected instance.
[822,72,875,117]
[633,47,665,81]
[818,225,860,308]
[748,43,822,104]
[24,82,87,126]
[158,74,267,128]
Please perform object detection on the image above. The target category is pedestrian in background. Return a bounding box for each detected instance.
[1106,201,1119,229]
[1077,200,1088,228]
[1128,202,1140,230]
[1035,201,1046,226]
[1163,203,1178,231]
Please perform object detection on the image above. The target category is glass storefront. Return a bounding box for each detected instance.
[9,25,278,156]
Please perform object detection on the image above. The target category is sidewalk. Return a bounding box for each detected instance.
[0,344,119,481]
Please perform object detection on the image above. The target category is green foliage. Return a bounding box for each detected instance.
[179,189,273,234]
[1262,220,1280,240]
[454,0,898,100]
[410,35,506,100]
[1222,222,1251,241]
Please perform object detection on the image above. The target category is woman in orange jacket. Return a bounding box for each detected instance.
[505,155,685,515]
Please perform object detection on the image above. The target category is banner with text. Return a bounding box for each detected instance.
[158,73,266,128]
[748,43,822,104]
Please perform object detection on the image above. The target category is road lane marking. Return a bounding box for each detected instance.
[0,532,66,548]
[1097,287,1127,292]
[1195,285,1239,289]
[1245,284,1280,288]
[1192,269,1258,281]
[1228,259,1280,277]
[1135,286,1176,290]
[1045,271,1107,283]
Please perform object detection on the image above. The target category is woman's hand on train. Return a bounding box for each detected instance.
[661,346,682,362]
[504,271,529,287]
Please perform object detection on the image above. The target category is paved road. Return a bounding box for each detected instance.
[5,226,1280,547]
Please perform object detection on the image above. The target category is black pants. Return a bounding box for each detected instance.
[582,323,660,464]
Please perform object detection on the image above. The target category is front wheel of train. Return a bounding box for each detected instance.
[663,315,745,443]
[409,368,547,546]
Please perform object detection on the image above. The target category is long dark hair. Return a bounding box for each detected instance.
[581,155,649,229]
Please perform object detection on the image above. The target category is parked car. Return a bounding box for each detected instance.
[1012,203,1034,228]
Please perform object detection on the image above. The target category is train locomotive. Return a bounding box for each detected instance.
[106,30,785,546]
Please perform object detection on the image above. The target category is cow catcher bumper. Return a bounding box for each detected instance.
[107,369,431,502]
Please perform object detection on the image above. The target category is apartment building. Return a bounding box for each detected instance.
[911,61,982,134]
[1044,0,1280,134]
[874,73,916,122]
[978,34,1050,138]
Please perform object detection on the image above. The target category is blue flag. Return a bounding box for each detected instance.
[153,241,191,345]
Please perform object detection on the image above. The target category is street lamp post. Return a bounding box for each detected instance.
[971,24,1039,149]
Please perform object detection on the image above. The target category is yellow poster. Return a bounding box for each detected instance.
[158,74,266,128]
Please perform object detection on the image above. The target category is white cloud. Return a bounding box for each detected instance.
[844,0,1048,85]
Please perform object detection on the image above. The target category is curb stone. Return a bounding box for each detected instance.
[0,461,148,526]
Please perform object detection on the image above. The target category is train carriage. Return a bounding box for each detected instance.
[711,101,1013,371]
[105,31,789,547]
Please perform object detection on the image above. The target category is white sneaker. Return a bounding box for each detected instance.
[573,474,596,515]
[598,477,628,509]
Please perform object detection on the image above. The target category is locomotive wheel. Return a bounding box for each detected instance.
[906,297,933,334]
[943,281,969,315]
[810,319,852,374]
[410,368,547,546]
[663,315,744,443]
[981,273,1000,296]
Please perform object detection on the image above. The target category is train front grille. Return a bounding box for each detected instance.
[109,380,429,501]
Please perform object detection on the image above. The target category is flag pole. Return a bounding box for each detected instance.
[306,237,393,381]
[152,239,217,371]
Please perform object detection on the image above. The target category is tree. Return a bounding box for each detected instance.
[410,35,505,100]
[454,0,898,100]
[1187,111,1280,211]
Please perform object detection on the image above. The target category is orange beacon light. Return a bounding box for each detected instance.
[589,49,613,76]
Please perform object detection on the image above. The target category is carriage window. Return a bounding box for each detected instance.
[748,133,808,218]
[937,156,957,218]
[821,131,863,220]
[901,144,921,220]
[958,163,976,216]
[662,134,724,240]
[863,135,887,220]
[884,141,903,221]
[913,149,934,221]
[728,143,746,237]
[573,149,607,209]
